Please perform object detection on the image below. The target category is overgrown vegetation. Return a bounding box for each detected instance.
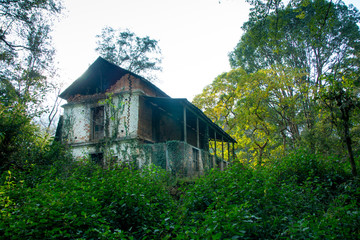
[1,0,359,238]
[1,150,359,239]
[0,0,63,171]
[193,0,360,174]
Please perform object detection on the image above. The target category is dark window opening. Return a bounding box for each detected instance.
[90,153,103,166]
[91,106,104,140]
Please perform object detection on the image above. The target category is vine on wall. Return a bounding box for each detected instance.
[62,93,214,175]
[96,93,146,169]
[61,108,75,143]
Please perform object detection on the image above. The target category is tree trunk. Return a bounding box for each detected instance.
[341,107,357,177]
[345,132,357,177]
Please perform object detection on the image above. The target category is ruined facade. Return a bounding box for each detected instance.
[57,57,236,177]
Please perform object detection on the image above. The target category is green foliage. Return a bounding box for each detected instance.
[0,103,69,173]
[1,150,359,239]
[1,163,174,239]
[195,0,360,173]
[231,0,360,78]
[95,27,162,81]
[318,73,360,176]
[269,150,350,184]
[0,0,63,107]
[0,0,63,171]
[176,152,359,239]
[193,67,307,165]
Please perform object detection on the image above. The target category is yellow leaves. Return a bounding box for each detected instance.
[193,65,310,165]
[296,11,306,19]
[341,75,355,90]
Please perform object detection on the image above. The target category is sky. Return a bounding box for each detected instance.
[52,0,360,102]
[52,0,251,101]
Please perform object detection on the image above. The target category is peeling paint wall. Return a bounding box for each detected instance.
[61,91,141,161]
[62,103,90,144]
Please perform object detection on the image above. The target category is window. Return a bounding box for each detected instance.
[91,106,104,140]
[90,153,103,166]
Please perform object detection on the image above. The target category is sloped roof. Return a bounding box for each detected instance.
[59,57,169,100]
[143,96,237,143]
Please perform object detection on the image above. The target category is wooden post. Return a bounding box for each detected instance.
[221,136,224,171]
[222,136,224,161]
[183,106,187,174]
[232,142,235,161]
[205,125,209,151]
[214,131,217,159]
[228,141,230,162]
[196,117,199,148]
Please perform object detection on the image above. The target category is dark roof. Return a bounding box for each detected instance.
[59,57,169,99]
[143,96,237,143]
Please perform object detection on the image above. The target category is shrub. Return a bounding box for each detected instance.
[175,151,358,239]
[0,163,175,239]
[1,150,358,239]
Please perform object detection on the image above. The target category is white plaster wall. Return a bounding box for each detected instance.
[107,94,126,138]
[71,145,96,159]
[110,93,139,139]
[70,141,149,169]
[129,93,139,137]
[62,92,142,165]
[62,103,90,144]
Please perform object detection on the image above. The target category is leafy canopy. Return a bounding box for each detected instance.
[0,0,63,107]
[95,26,162,81]
[0,0,63,172]
[194,0,360,171]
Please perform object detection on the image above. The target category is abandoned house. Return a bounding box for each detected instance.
[56,57,236,177]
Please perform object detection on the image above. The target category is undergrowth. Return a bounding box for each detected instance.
[1,150,359,239]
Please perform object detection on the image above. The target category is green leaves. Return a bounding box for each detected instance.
[193,66,310,165]
[0,151,359,239]
[0,0,63,172]
[198,0,360,171]
[95,27,162,81]
[177,152,358,239]
[0,0,62,106]
[1,163,174,239]
[233,0,360,80]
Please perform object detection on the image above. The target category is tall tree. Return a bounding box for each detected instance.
[230,0,360,81]
[0,0,63,171]
[193,66,307,165]
[230,0,360,152]
[95,27,162,81]
[0,0,63,108]
[319,72,360,176]
[195,0,360,173]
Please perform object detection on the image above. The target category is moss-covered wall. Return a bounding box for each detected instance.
[142,141,214,177]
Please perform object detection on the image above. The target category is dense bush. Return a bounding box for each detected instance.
[175,152,360,239]
[1,150,359,239]
[0,162,175,239]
